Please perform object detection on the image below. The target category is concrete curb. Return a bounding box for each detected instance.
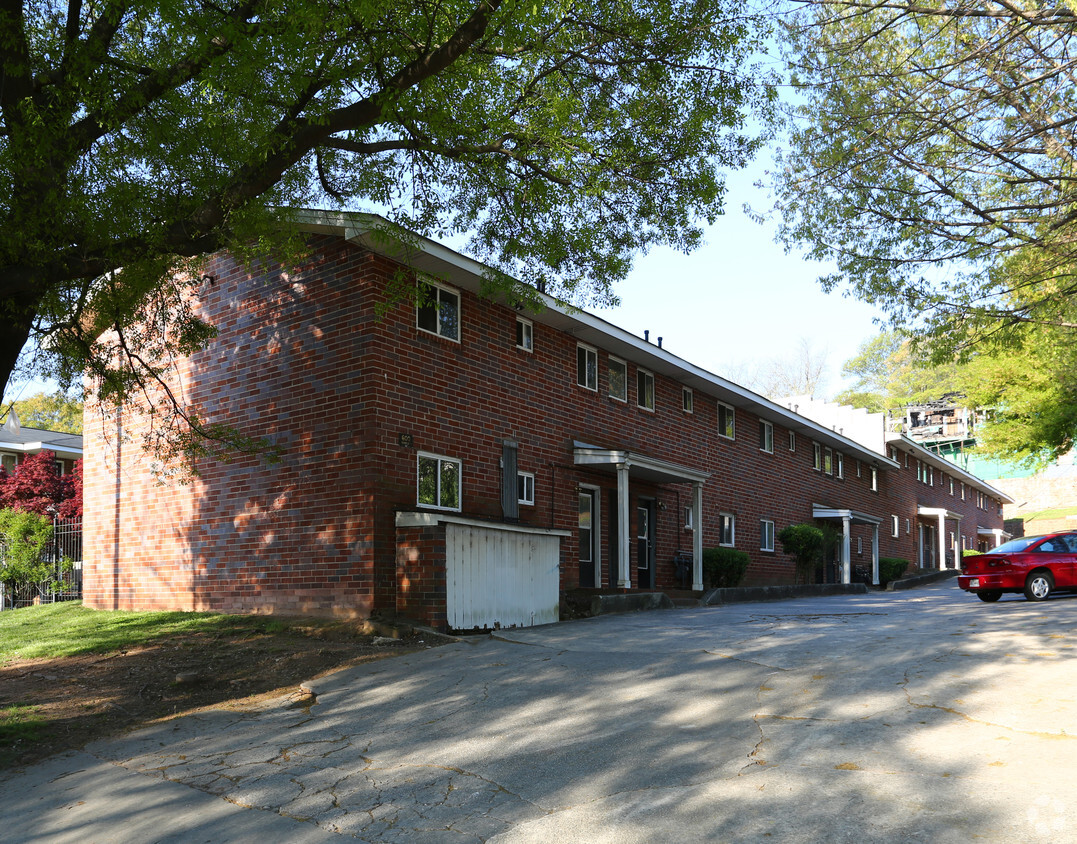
[590,592,675,615]
[886,568,960,591]
[702,583,869,605]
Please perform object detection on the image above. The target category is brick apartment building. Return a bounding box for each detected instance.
[82,210,1010,631]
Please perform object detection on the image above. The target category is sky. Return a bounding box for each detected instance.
[597,163,885,400]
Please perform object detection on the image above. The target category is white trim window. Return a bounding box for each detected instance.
[719,512,735,547]
[517,471,535,506]
[637,368,655,411]
[892,515,899,537]
[516,316,533,352]
[789,431,796,452]
[417,452,461,511]
[871,467,878,492]
[416,279,460,341]
[682,387,693,414]
[824,447,834,476]
[836,452,844,479]
[684,506,694,530]
[760,519,775,552]
[577,344,598,391]
[812,442,822,471]
[759,420,774,454]
[718,402,735,439]
[608,356,627,401]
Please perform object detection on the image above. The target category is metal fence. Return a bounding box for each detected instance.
[0,515,83,610]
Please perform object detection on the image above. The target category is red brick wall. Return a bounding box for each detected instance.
[83,234,1007,620]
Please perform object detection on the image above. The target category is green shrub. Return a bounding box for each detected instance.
[0,509,55,599]
[778,523,826,584]
[962,549,981,558]
[702,546,750,589]
[878,557,909,587]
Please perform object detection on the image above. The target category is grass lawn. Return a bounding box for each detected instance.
[0,602,441,768]
[0,601,294,663]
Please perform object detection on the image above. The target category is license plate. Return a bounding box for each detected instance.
[969,578,980,588]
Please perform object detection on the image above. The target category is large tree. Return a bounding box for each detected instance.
[774,2,1077,332]
[771,0,1077,455]
[1,0,773,422]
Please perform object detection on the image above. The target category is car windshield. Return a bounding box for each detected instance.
[992,536,1048,553]
[992,535,1075,554]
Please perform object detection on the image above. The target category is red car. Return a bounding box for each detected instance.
[959,532,1077,602]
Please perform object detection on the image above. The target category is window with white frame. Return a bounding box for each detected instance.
[961,482,966,500]
[718,402,735,439]
[577,344,598,391]
[812,442,822,471]
[836,452,844,479]
[517,471,535,506]
[906,518,911,534]
[857,536,863,555]
[789,431,796,451]
[892,515,899,537]
[759,420,774,453]
[416,280,460,341]
[684,506,694,530]
[516,316,533,352]
[856,460,862,478]
[1,453,16,472]
[760,519,775,552]
[719,512,735,546]
[824,447,833,475]
[871,466,878,491]
[682,387,693,414]
[417,453,461,511]
[637,369,655,411]
[608,357,627,401]
[949,477,954,495]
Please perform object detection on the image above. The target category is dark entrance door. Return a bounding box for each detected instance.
[637,499,656,589]
[579,489,596,587]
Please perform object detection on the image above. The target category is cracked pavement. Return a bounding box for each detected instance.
[4,583,1077,842]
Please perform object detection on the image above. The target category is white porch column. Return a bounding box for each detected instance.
[692,482,704,591]
[993,528,1004,547]
[871,523,880,585]
[937,513,947,569]
[842,514,852,584]
[616,462,632,588]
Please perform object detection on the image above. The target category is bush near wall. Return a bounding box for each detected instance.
[702,547,750,589]
[878,557,910,588]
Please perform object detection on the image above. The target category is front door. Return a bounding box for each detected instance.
[637,499,656,589]
[579,489,596,587]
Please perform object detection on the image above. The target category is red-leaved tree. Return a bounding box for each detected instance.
[0,451,81,517]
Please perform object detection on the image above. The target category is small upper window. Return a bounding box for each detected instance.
[871,466,878,491]
[789,431,796,452]
[416,280,460,341]
[637,369,655,411]
[682,387,693,414]
[719,512,735,546]
[608,357,627,401]
[684,506,694,530]
[417,453,461,511]
[517,472,535,506]
[516,317,533,352]
[812,442,822,471]
[718,402,735,439]
[760,519,775,552]
[760,420,774,454]
[577,344,598,391]
[824,447,833,475]
[836,452,844,479]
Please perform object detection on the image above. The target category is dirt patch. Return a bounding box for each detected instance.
[0,620,449,769]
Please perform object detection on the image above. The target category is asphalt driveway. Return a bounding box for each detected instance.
[4,583,1077,842]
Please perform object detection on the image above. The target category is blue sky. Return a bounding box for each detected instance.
[599,163,884,399]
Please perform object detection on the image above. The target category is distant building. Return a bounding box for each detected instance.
[0,408,83,475]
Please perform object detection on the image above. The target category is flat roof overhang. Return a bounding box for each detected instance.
[0,441,83,461]
[573,443,709,486]
[918,506,964,521]
[812,505,882,526]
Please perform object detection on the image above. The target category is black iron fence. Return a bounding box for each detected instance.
[0,515,83,610]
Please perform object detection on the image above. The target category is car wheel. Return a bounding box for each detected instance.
[977,590,1002,603]
[1024,571,1054,602]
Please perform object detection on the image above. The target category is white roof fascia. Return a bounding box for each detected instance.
[0,440,84,460]
[885,432,1014,504]
[290,209,900,469]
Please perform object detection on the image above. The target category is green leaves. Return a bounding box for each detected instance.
[1,0,773,467]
